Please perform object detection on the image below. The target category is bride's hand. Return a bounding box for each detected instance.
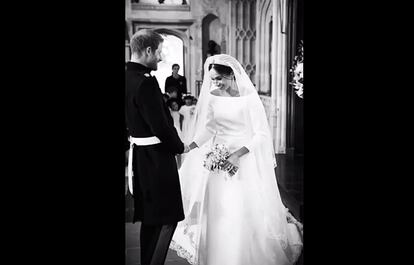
[224,153,240,172]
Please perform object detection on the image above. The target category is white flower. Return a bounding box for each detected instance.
[290,42,304,99]
[295,86,303,98]
[203,144,232,175]
[294,62,303,75]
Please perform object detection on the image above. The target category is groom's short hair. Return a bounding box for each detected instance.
[130,29,164,57]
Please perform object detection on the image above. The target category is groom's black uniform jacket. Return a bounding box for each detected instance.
[125,62,185,224]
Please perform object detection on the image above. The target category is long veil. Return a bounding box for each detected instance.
[171,54,303,264]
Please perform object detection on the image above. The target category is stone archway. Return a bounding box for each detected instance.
[153,29,189,93]
[202,14,222,64]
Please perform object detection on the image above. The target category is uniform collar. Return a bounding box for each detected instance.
[126,62,152,74]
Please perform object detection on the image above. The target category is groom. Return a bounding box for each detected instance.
[125,29,189,265]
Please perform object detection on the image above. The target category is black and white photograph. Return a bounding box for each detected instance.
[7,0,409,264]
[125,0,304,264]
[5,0,409,263]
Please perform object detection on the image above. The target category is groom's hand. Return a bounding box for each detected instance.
[183,144,191,153]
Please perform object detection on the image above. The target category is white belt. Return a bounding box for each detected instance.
[127,136,161,195]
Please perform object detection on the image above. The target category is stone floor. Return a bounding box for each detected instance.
[126,153,304,265]
[126,222,190,265]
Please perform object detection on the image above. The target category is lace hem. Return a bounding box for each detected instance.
[290,244,303,263]
[286,208,303,236]
[171,234,302,265]
[267,209,303,253]
[285,208,303,263]
[170,240,196,265]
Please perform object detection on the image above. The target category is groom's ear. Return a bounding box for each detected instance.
[145,46,152,56]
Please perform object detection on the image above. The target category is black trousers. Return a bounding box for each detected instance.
[140,223,177,265]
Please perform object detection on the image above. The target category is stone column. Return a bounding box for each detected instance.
[271,0,288,154]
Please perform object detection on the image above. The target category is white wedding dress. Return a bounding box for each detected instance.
[170,93,303,265]
[170,54,303,265]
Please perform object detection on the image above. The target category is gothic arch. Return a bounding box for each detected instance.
[153,28,189,85]
[257,0,273,95]
[153,28,189,44]
[202,14,221,63]
[256,0,289,154]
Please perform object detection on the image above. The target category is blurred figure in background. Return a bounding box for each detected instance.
[162,93,170,104]
[165,64,187,105]
[167,97,183,167]
[179,95,196,144]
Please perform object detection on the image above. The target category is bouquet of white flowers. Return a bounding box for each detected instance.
[290,41,303,99]
[203,143,237,177]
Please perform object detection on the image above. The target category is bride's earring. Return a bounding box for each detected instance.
[231,77,237,95]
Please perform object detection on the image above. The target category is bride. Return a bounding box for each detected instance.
[170,54,303,265]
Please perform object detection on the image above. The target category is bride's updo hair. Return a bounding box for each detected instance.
[208,63,234,78]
